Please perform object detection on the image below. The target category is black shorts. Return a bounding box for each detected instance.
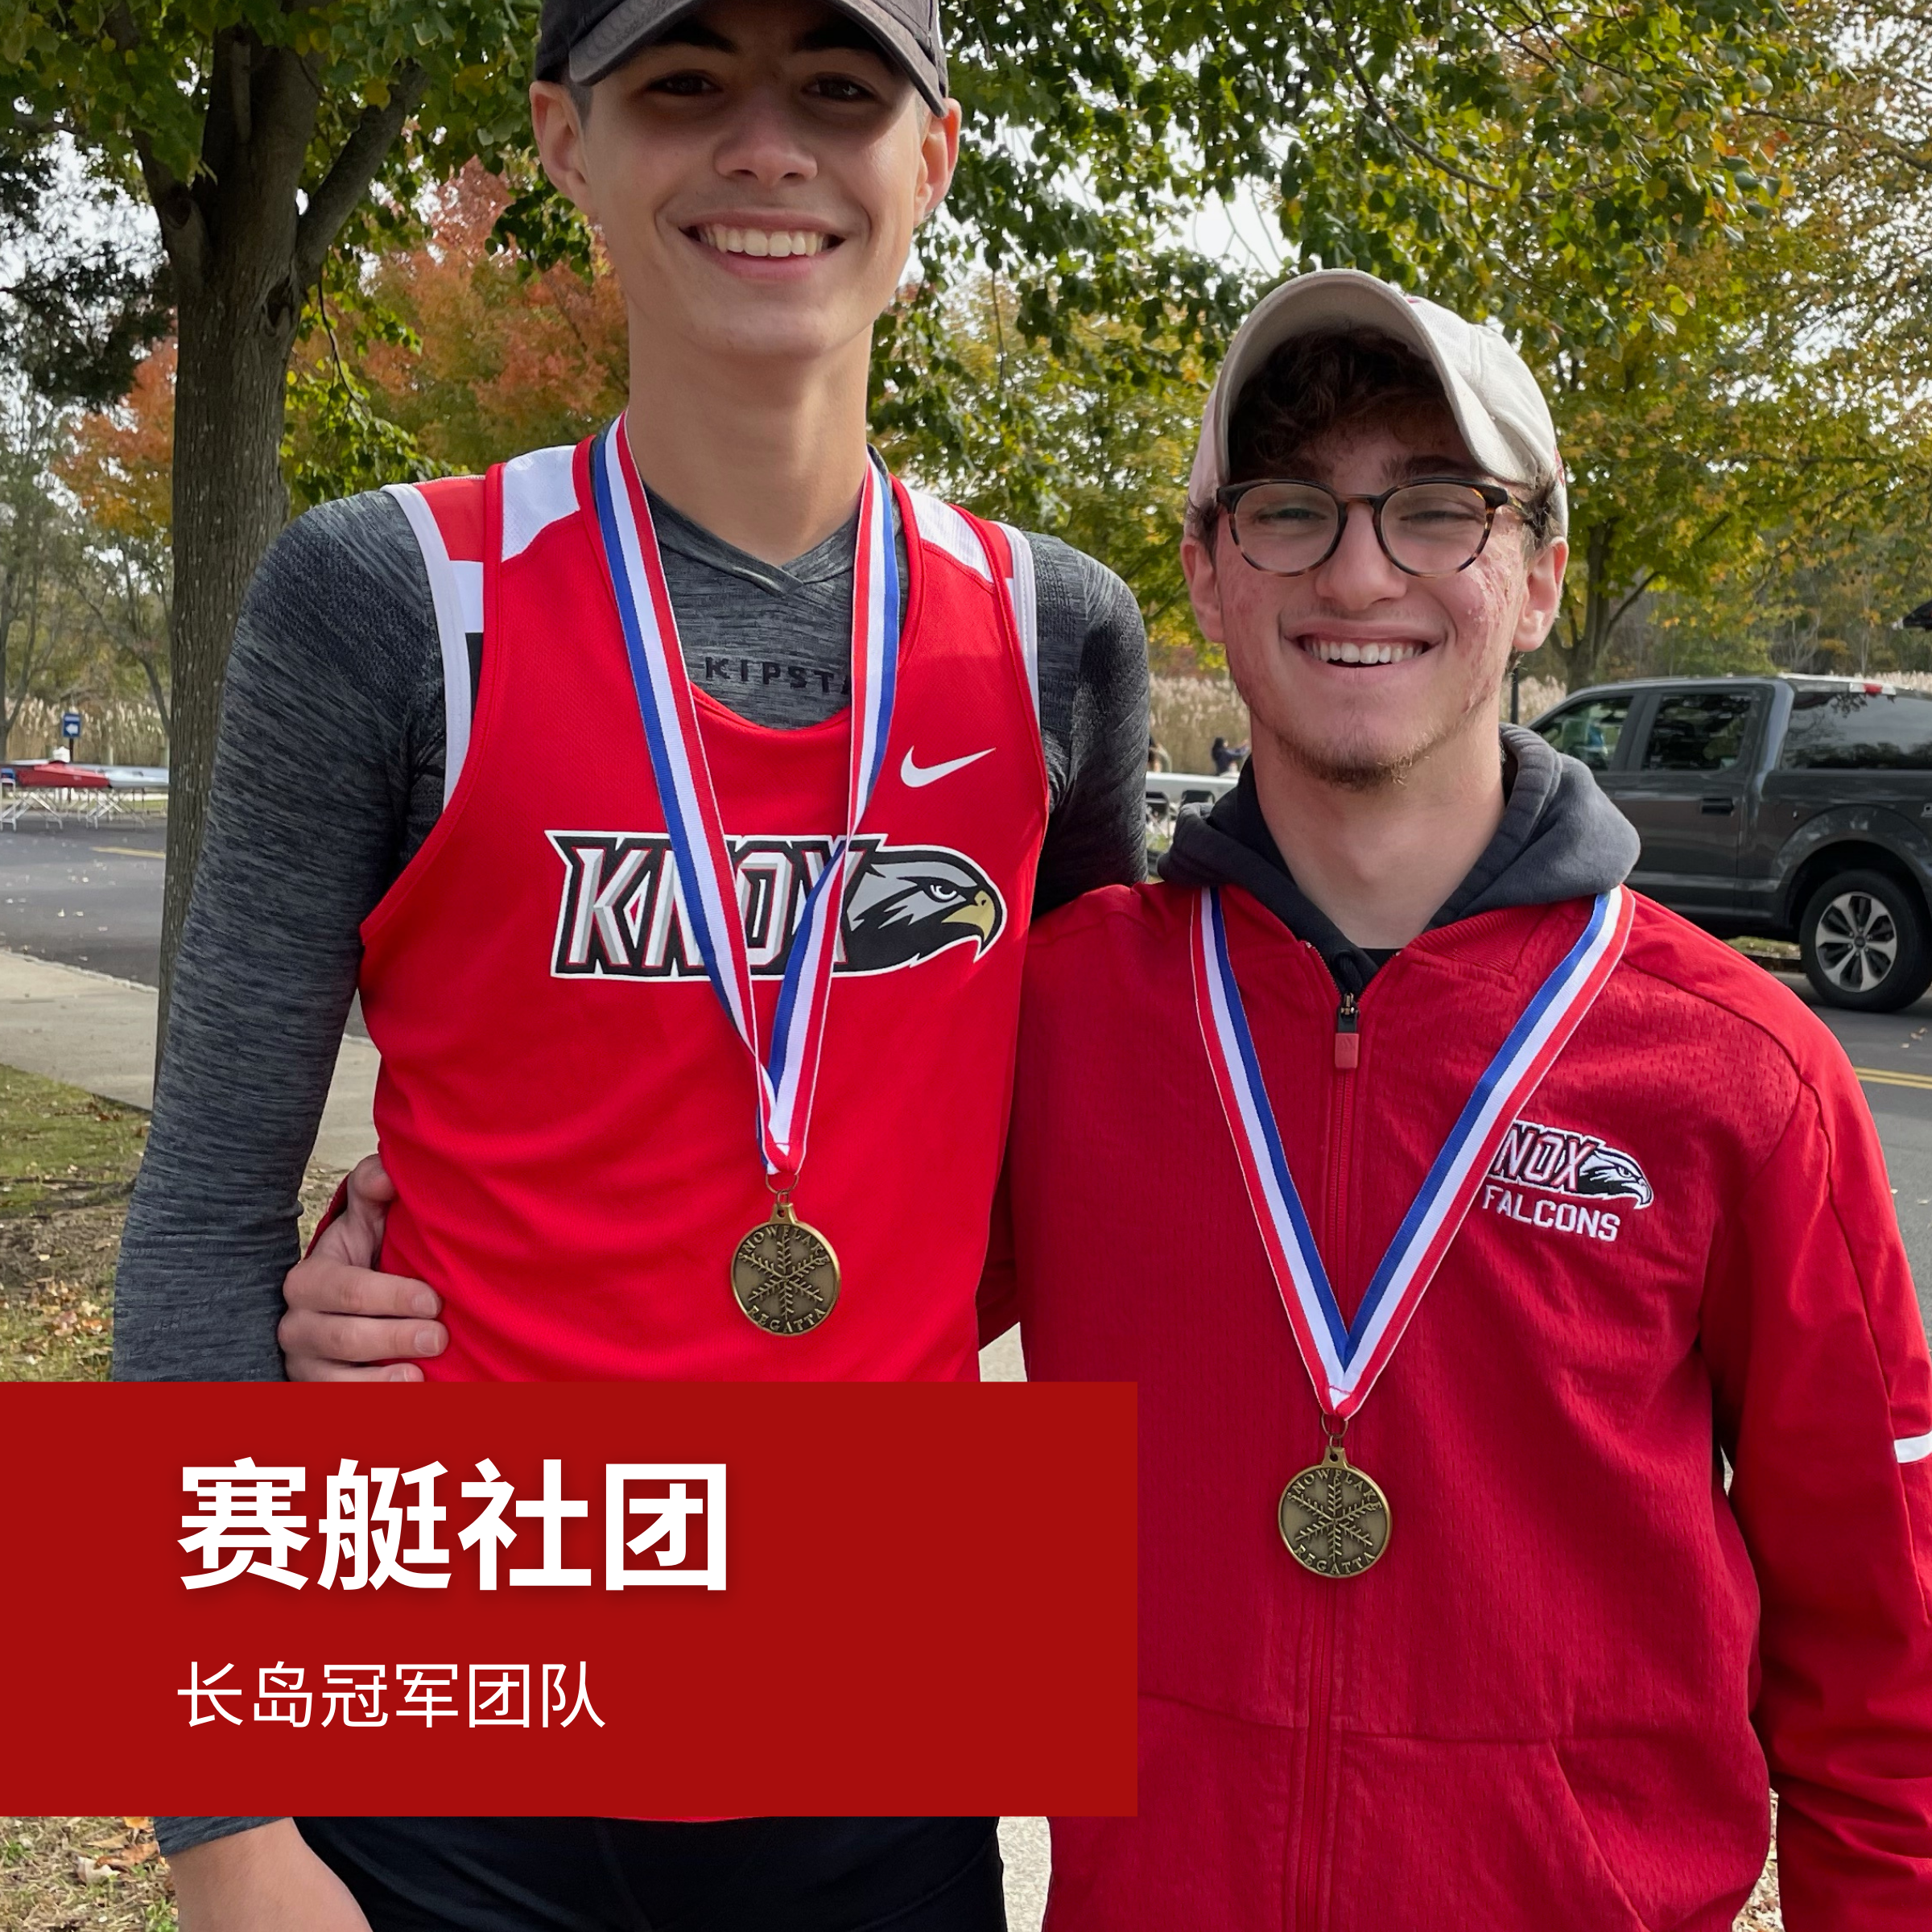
[295,1816,1005,1932]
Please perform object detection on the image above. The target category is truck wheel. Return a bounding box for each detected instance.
[1799,869,1932,1012]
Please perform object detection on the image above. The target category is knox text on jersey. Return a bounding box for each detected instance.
[549,831,1007,980]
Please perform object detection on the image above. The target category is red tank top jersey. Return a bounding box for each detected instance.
[359,438,1049,1382]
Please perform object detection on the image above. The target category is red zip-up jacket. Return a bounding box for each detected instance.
[988,879,1932,1932]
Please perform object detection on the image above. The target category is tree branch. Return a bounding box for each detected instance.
[1325,29,1509,196]
[1600,508,1737,638]
[105,2,209,291]
[292,67,425,291]
[1605,569,1662,636]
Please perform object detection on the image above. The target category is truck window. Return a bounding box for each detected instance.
[1642,692,1755,771]
[1780,689,1932,770]
[1533,697,1630,771]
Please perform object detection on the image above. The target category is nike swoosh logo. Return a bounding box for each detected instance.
[901,747,994,788]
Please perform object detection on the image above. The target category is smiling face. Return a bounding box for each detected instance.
[1183,402,1566,791]
[531,0,959,371]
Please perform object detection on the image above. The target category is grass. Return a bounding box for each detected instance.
[0,1064,345,1383]
[0,1067,148,1381]
[0,1066,353,1924]
[0,1818,174,1930]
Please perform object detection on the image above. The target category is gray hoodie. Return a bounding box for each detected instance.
[1159,724,1640,994]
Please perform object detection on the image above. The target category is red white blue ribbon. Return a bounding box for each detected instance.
[1192,884,1633,1419]
[589,415,899,1185]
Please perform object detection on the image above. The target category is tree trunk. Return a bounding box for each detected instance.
[1560,519,1618,691]
[134,24,420,1077]
[158,275,295,1066]
[135,647,171,739]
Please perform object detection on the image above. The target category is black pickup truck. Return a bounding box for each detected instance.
[1530,675,1932,1011]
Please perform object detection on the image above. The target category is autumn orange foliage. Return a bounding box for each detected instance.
[60,338,175,539]
[357,163,628,472]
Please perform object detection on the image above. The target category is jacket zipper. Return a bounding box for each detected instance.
[1297,980,1359,1928]
[1333,990,1359,1070]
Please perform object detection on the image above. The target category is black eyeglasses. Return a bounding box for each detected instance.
[1214,477,1530,579]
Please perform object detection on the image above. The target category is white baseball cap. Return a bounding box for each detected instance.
[1189,269,1567,537]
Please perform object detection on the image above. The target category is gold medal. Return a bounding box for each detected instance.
[1278,1439,1390,1578]
[730,1197,840,1336]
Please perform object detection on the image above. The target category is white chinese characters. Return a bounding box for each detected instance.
[180,1460,724,1592]
[180,1459,310,1588]
[608,1463,728,1590]
[180,1661,606,1730]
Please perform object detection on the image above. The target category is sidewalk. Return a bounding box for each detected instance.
[0,948,379,1172]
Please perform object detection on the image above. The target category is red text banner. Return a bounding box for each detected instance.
[0,1381,1135,1816]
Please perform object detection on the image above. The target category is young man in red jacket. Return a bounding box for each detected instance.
[984,269,1932,1929]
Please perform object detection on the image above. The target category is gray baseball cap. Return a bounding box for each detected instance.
[537,0,948,113]
[1191,269,1568,537]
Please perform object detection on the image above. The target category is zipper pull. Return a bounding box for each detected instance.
[1334,990,1359,1070]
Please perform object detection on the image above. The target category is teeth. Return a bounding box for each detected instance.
[699,226,828,258]
[1302,639,1426,665]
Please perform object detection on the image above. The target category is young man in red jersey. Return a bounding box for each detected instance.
[114,1,1147,1925]
[988,270,1932,1929]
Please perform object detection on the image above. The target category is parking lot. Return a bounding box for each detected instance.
[2,813,1930,1338]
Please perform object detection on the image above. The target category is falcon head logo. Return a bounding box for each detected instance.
[840,846,1005,972]
[1572,1143,1653,1207]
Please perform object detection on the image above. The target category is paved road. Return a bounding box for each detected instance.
[2,813,1929,1340]
[0,815,369,1038]
[0,814,168,985]
[1771,969,1932,1340]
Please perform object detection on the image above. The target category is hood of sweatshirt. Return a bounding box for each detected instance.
[1158,724,1641,992]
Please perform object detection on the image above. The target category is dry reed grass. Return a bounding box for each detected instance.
[3,698,168,767]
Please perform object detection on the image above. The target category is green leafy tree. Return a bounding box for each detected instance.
[877,275,1210,668]
[898,3,1829,683]
[0,396,64,758]
[1263,0,1932,693]
[3,0,537,1056]
[61,339,176,729]
[0,390,98,758]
